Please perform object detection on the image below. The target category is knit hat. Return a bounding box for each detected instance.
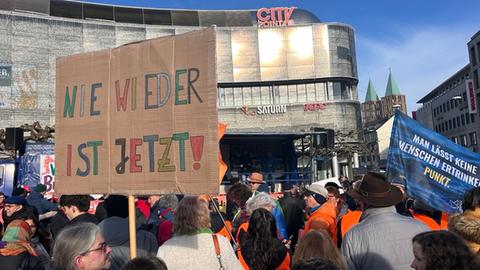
[5,196,27,205]
[33,184,47,193]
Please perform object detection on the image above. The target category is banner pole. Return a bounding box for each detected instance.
[208,195,238,248]
[128,195,137,259]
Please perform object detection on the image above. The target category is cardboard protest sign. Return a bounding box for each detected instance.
[55,27,219,195]
[386,110,480,213]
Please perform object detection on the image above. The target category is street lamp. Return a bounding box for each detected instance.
[451,96,462,100]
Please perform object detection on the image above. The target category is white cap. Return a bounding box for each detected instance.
[306,182,329,199]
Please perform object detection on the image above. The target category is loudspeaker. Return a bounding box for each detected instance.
[5,127,23,150]
[312,128,335,148]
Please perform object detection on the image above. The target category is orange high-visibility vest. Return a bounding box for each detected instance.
[340,210,362,237]
[216,220,233,242]
[409,210,448,230]
[236,222,249,246]
[304,201,338,242]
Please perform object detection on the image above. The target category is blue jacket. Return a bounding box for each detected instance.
[273,203,288,240]
[26,191,57,215]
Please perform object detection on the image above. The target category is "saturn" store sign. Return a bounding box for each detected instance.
[256,7,295,28]
[241,105,287,116]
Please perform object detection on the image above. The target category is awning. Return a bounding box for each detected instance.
[222,131,307,142]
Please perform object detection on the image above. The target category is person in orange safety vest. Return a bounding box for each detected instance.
[409,199,448,230]
[303,182,338,242]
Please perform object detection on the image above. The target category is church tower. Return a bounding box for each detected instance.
[380,68,407,118]
[361,79,381,125]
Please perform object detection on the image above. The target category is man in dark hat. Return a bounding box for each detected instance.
[26,183,58,222]
[2,195,37,228]
[340,172,428,270]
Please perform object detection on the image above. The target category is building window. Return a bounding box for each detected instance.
[463,92,467,101]
[471,114,476,123]
[451,119,455,129]
[450,99,454,109]
[466,113,470,124]
[471,46,477,66]
[460,135,468,147]
[443,103,446,112]
[477,42,480,64]
[461,114,465,126]
[470,132,478,146]
[474,70,479,89]
[447,101,450,111]
[457,116,461,127]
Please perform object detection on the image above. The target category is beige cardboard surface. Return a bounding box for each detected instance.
[55,27,218,195]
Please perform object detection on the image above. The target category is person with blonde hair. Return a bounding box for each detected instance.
[448,213,480,254]
[292,230,346,270]
[157,196,243,270]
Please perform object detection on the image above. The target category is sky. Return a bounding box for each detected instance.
[83,0,480,113]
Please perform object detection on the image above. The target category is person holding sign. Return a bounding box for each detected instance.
[157,196,243,270]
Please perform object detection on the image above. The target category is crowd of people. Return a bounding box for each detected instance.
[0,171,479,270]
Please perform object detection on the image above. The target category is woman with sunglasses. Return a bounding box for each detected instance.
[53,222,112,270]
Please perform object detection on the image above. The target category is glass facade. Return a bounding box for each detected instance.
[218,80,355,107]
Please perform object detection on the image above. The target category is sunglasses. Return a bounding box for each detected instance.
[80,242,108,256]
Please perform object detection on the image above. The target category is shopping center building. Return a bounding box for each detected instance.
[0,0,362,184]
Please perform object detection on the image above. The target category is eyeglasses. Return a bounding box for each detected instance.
[80,242,108,256]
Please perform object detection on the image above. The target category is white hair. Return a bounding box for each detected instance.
[246,192,276,215]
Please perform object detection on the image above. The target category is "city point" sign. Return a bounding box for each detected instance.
[256,7,295,28]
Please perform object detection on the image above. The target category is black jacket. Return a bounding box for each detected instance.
[69,213,98,226]
[0,251,46,270]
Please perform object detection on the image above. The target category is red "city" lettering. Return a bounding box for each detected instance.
[256,7,295,28]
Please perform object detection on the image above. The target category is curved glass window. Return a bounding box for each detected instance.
[218,80,356,107]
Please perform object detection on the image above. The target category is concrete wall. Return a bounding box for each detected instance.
[0,10,360,136]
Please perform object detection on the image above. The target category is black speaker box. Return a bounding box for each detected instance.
[312,128,335,148]
[5,127,23,150]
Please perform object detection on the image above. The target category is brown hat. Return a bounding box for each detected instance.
[248,172,265,184]
[347,172,402,207]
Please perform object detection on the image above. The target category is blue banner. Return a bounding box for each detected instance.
[17,142,55,188]
[387,111,480,213]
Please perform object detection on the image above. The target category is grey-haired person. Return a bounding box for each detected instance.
[53,223,112,270]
